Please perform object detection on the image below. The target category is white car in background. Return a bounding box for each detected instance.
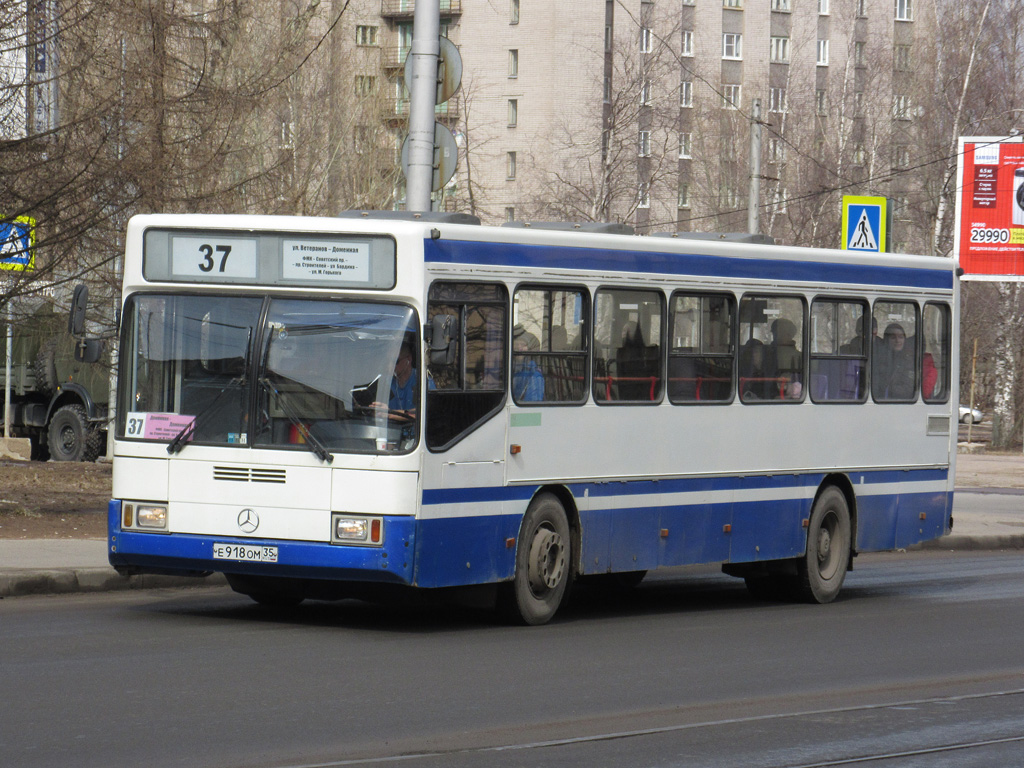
[959,404,984,424]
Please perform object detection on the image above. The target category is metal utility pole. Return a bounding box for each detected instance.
[747,98,762,236]
[405,1,441,212]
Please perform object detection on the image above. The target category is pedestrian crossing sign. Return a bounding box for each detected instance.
[842,196,887,253]
[0,216,36,271]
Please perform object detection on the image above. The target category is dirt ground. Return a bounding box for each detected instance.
[0,450,1020,541]
[0,460,111,539]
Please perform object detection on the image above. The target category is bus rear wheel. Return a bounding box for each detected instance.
[796,486,851,604]
[502,493,572,625]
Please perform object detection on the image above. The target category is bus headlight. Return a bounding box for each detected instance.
[332,514,383,546]
[136,504,169,530]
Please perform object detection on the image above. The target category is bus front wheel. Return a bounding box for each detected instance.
[797,486,851,604]
[502,493,572,625]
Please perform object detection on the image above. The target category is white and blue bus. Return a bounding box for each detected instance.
[107,212,957,624]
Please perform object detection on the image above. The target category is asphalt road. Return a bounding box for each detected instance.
[3,550,1024,768]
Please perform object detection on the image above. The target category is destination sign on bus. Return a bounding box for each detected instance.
[143,228,396,289]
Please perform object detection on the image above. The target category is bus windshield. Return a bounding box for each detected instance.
[120,294,420,454]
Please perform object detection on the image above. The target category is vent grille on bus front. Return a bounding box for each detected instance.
[212,466,287,484]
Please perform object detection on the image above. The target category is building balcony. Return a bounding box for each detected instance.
[385,93,461,122]
[381,0,462,19]
[382,46,409,70]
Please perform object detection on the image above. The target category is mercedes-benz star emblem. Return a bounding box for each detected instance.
[237,508,259,533]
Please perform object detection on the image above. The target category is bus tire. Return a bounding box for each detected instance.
[502,493,572,625]
[48,404,103,462]
[796,486,851,604]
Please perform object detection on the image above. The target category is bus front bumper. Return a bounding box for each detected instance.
[107,500,416,586]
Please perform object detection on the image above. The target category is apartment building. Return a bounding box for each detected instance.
[347,0,936,250]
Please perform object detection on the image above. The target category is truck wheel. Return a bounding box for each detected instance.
[48,404,103,462]
[32,339,58,396]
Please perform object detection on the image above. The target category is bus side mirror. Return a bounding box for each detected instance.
[427,314,458,366]
[69,284,88,335]
[74,338,104,364]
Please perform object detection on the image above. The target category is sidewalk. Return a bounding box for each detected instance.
[1,451,1022,598]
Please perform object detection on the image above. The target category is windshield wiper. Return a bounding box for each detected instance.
[259,378,334,464]
[167,377,245,455]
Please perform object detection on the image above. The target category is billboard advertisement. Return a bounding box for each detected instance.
[954,135,1024,280]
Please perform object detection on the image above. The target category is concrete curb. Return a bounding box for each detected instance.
[917,534,1024,551]
[0,569,226,598]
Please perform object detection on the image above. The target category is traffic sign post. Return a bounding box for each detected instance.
[842,196,888,253]
[1,216,35,454]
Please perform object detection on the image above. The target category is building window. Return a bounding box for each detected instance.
[604,75,612,102]
[506,151,517,179]
[895,44,912,71]
[722,84,741,110]
[772,0,790,9]
[641,27,653,53]
[817,39,829,66]
[769,87,787,113]
[679,132,692,159]
[724,0,743,7]
[508,99,518,127]
[819,0,829,14]
[640,79,652,105]
[606,24,612,52]
[355,75,376,95]
[893,94,911,120]
[680,80,693,108]
[639,130,652,157]
[510,0,519,24]
[815,89,827,115]
[770,36,790,63]
[505,206,515,222]
[723,33,743,60]
[721,187,742,209]
[853,144,866,165]
[355,25,378,46]
[678,182,690,209]
[508,49,519,77]
[767,137,784,163]
[857,0,867,15]
[895,145,910,168]
[895,0,912,21]
[682,30,694,57]
[854,91,864,114]
[638,182,651,209]
[854,41,866,67]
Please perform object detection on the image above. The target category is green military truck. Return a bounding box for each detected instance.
[1,303,110,461]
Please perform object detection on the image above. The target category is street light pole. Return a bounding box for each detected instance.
[405,1,440,212]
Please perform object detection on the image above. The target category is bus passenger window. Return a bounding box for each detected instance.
[809,298,868,403]
[425,282,509,450]
[668,293,735,403]
[593,288,664,403]
[872,301,917,402]
[739,295,805,402]
[512,287,588,404]
[922,303,950,403]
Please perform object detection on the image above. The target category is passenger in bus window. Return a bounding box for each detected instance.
[877,323,915,400]
[767,318,801,399]
[512,327,545,402]
[740,338,771,400]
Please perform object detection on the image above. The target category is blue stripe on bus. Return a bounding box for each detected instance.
[421,467,949,507]
[424,239,954,290]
